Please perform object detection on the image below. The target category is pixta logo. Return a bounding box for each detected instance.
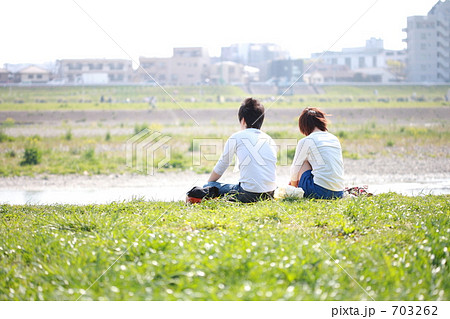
[191,137,299,168]
[126,129,172,175]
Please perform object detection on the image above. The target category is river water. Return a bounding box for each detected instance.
[0,180,448,205]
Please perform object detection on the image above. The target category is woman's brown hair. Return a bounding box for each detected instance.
[298,107,328,136]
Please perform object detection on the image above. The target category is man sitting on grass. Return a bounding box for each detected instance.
[203,97,277,203]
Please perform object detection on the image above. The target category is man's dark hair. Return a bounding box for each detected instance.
[238,98,265,129]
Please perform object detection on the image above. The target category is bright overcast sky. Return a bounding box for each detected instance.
[0,0,440,67]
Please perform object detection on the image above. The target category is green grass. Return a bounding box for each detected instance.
[0,128,209,176]
[0,85,449,110]
[0,121,448,176]
[0,193,448,300]
[322,85,450,97]
[0,85,247,103]
[0,133,131,176]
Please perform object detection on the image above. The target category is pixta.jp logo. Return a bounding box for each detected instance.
[126,129,172,175]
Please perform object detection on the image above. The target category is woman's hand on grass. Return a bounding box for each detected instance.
[289,180,298,187]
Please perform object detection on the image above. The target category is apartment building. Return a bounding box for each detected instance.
[303,64,355,84]
[210,61,260,85]
[221,43,289,80]
[403,0,450,82]
[171,47,210,85]
[138,57,171,84]
[268,59,304,85]
[311,38,406,82]
[138,47,210,86]
[57,59,133,84]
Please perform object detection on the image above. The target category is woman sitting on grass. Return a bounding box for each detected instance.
[289,107,344,199]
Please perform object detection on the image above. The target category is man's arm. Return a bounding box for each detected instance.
[208,137,236,183]
[207,170,222,182]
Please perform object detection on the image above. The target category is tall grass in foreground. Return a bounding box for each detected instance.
[0,193,448,300]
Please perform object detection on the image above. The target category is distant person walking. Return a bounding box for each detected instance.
[289,107,344,199]
[149,96,157,110]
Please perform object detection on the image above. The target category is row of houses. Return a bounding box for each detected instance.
[0,45,404,86]
[0,46,299,86]
[1,1,448,86]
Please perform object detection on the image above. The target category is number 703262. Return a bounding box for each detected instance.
[392,305,437,316]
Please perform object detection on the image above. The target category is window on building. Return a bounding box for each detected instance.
[28,74,34,79]
[345,57,351,68]
[229,67,235,75]
[358,57,365,68]
[331,58,337,65]
[68,63,82,70]
[421,43,427,50]
[117,64,123,70]
[91,63,102,70]
[37,74,43,79]
[421,33,426,39]
[372,56,377,67]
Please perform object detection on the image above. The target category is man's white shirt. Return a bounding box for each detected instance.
[214,128,277,193]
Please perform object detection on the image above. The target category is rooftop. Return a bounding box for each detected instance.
[18,66,50,74]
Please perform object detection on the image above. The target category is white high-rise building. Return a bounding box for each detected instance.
[403,0,450,82]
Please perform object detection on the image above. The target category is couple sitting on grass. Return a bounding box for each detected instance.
[194,97,344,203]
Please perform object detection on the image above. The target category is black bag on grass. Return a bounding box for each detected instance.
[186,186,219,200]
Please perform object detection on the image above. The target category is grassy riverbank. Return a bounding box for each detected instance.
[0,119,448,177]
[1,193,448,300]
[1,85,449,111]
